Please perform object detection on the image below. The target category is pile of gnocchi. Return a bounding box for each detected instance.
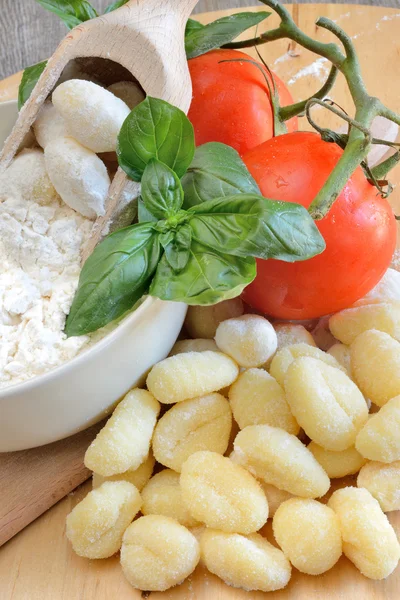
[66,267,400,593]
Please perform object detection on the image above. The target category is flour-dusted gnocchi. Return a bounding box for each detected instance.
[355,395,400,462]
[153,393,232,471]
[328,487,400,579]
[44,137,110,218]
[169,338,219,356]
[84,389,160,476]
[353,268,400,307]
[0,148,59,206]
[120,515,200,591]
[180,451,269,533]
[215,314,277,368]
[92,451,155,491]
[146,351,239,404]
[259,483,294,517]
[269,343,342,387]
[327,343,352,376]
[200,530,291,592]
[107,81,145,110]
[284,357,368,451]
[33,102,69,149]
[234,425,330,498]
[228,368,299,434]
[141,469,199,527]
[66,481,141,559]
[329,303,400,345]
[273,499,342,575]
[274,323,317,350]
[357,461,400,512]
[52,80,130,153]
[351,329,400,407]
[184,298,244,339]
[308,442,366,478]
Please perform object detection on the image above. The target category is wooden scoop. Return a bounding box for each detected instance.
[0,0,199,258]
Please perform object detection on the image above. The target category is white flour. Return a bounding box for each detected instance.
[0,149,93,389]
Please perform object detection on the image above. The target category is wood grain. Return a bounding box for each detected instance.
[0,3,400,599]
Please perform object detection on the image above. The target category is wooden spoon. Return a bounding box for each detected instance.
[0,0,199,258]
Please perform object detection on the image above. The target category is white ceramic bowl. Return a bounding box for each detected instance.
[0,100,187,451]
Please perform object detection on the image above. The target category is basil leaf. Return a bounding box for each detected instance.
[150,240,256,305]
[141,159,183,219]
[65,224,160,336]
[185,18,204,36]
[35,0,97,29]
[118,97,195,182]
[104,0,129,13]
[18,61,47,109]
[182,142,260,209]
[185,12,270,60]
[188,194,326,261]
[162,224,192,271]
[138,199,158,223]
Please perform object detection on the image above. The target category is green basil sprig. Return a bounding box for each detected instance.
[18,61,47,109]
[35,0,97,29]
[65,97,325,337]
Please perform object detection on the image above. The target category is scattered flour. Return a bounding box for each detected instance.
[287,57,329,85]
[0,149,94,389]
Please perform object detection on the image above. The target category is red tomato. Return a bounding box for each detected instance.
[188,49,298,156]
[242,131,396,319]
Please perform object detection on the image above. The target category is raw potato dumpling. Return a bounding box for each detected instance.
[141,469,199,527]
[52,79,130,152]
[228,368,299,434]
[259,482,294,517]
[357,461,400,512]
[308,442,366,478]
[234,425,330,498]
[180,451,269,533]
[169,338,218,356]
[33,102,69,149]
[355,395,400,462]
[329,302,400,344]
[120,515,200,591]
[152,393,232,471]
[0,148,58,205]
[45,137,110,218]
[284,357,368,451]
[146,351,239,404]
[351,329,400,407]
[92,452,155,491]
[184,298,244,339]
[328,487,400,579]
[273,499,342,575]
[327,343,352,376]
[108,81,145,109]
[353,268,400,306]
[215,314,277,368]
[66,481,141,559]
[84,389,160,476]
[200,530,291,592]
[269,343,343,387]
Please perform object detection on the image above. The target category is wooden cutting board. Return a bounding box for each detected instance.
[1,3,400,599]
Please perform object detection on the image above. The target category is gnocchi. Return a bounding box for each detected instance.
[284,357,368,451]
[200,529,291,592]
[228,368,299,434]
[44,137,110,218]
[273,498,342,575]
[141,469,199,526]
[184,297,244,339]
[120,515,200,591]
[269,343,342,387]
[357,461,400,512]
[355,395,400,462]
[92,451,155,491]
[274,323,316,350]
[351,329,400,407]
[259,482,294,517]
[329,303,400,344]
[233,425,330,498]
[66,481,141,559]
[307,442,366,478]
[84,388,160,476]
[33,102,69,149]
[152,393,232,471]
[215,314,277,367]
[328,487,400,579]
[52,79,130,152]
[180,451,269,533]
[146,351,239,404]
[169,338,218,356]
[327,343,352,376]
[353,268,400,307]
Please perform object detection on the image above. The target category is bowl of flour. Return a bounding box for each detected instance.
[0,100,186,451]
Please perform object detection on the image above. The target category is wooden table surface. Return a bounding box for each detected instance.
[1,3,400,599]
